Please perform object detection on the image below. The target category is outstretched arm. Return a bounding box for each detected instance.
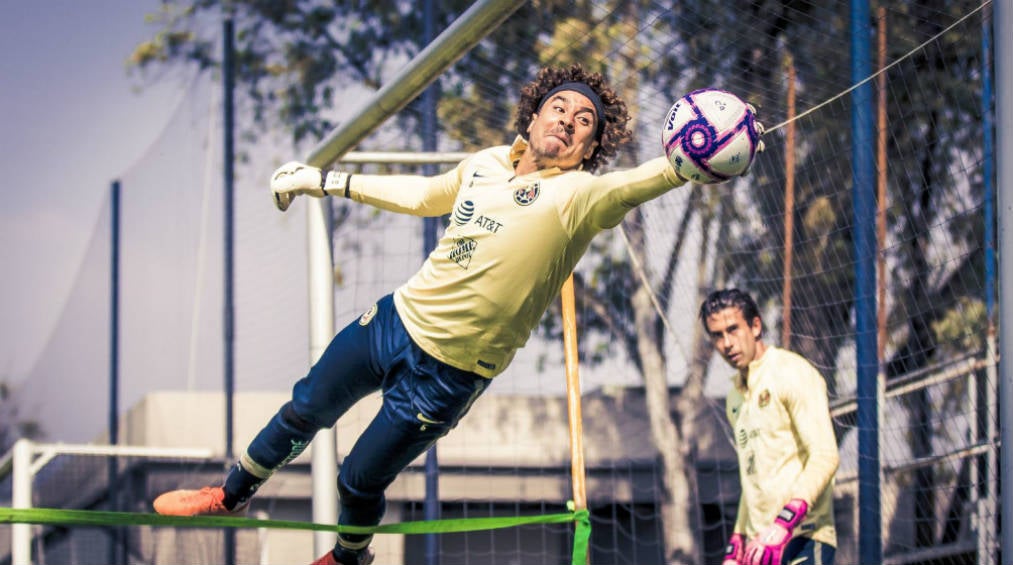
[571,157,686,230]
[270,159,466,217]
[346,168,462,217]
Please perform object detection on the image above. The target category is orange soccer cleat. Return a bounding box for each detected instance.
[152,486,247,516]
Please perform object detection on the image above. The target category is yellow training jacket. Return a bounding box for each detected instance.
[346,136,684,377]
[725,346,839,546]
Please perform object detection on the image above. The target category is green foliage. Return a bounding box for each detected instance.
[127,3,994,561]
[932,297,986,355]
[131,0,990,379]
[132,1,478,142]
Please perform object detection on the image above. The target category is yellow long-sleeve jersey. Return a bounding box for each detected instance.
[725,346,839,546]
[346,136,684,377]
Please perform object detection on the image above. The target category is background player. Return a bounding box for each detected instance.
[700,288,838,565]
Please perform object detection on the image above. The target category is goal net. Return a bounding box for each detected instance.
[4,2,1001,564]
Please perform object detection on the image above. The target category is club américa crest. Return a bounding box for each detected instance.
[513,181,540,206]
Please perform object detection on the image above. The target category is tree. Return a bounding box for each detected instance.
[667,0,991,554]
[130,0,563,148]
[132,2,717,562]
[130,0,992,560]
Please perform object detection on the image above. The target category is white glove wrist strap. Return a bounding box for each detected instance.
[322,171,352,198]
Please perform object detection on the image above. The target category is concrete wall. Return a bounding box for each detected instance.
[5,387,738,564]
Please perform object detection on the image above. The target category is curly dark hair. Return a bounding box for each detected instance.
[514,64,632,173]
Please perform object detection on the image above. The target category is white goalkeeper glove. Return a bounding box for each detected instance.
[739,104,766,178]
[270,161,351,212]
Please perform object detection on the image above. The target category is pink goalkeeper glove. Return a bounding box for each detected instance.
[744,498,808,565]
[722,532,746,564]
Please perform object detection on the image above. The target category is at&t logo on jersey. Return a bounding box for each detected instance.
[513,181,540,206]
[452,199,504,233]
[453,200,475,225]
[474,215,503,233]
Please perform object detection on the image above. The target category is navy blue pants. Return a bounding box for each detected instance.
[242,294,490,541]
[782,536,836,564]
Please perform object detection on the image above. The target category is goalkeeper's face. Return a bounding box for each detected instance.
[524,90,600,171]
[704,306,765,372]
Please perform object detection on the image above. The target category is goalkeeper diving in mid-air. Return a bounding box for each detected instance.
[153,63,761,565]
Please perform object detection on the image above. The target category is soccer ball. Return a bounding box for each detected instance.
[661,88,762,184]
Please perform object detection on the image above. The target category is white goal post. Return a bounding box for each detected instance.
[0,438,213,565]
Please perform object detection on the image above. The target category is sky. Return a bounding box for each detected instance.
[1,0,185,379]
[0,1,323,443]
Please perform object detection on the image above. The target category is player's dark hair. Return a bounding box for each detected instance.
[699,288,764,338]
[515,64,632,173]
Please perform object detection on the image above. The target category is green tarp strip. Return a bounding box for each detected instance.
[0,506,590,564]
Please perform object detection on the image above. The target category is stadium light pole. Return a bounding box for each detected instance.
[850,1,882,563]
[980,5,999,564]
[108,180,122,565]
[994,0,1013,560]
[222,6,237,565]
[421,2,442,565]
